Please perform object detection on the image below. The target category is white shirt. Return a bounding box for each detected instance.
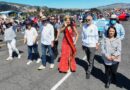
[24,27,38,46]
[41,23,54,45]
[82,24,99,47]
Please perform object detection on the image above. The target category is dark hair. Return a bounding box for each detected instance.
[25,21,32,29]
[106,26,117,38]
[5,22,12,28]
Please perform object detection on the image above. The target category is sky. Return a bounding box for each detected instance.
[0,0,130,9]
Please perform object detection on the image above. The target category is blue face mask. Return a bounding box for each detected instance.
[110,20,117,25]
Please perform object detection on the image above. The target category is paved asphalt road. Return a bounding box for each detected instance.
[0,21,130,90]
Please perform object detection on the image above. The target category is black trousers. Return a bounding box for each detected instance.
[52,41,59,59]
[104,63,119,83]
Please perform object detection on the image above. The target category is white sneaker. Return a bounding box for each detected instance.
[18,54,21,59]
[36,58,41,63]
[6,57,13,61]
[50,64,54,69]
[27,60,33,65]
[38,65,46,70]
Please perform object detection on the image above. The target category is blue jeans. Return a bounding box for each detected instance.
[28,44,40,60]
[41,44,54,66]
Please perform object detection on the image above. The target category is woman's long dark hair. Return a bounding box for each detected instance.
[106,26,117,38]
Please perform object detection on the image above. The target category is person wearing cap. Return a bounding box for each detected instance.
[38,16,55,70]
[82,15,99,79]
[24,21,41,65]
[4,20,21,60]
[105,14,125,40]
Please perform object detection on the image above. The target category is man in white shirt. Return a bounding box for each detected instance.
[24,22,41,65]
[82,15,99,79]
[38,16,55,70]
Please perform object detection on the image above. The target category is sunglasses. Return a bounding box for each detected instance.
[42,20,47,23]
[86,19,91,22]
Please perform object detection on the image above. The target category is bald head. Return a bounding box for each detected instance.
[86,15,93,25]
[86,15,93,20]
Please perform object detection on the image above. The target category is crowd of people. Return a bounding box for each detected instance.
[0,11,126,88]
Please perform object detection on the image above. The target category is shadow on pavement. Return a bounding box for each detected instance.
[94,55,104,64]
[76,57,130,90]
[92,66,130,90]
[115,73,130,89]
[12,50,24,57]
[0,39,3,42]
[92,66,106,83]
[75,57,88,73]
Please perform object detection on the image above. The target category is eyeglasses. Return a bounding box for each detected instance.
[86,19,91,22]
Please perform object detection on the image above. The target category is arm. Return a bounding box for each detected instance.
[24,32,27,44]
[120,24,125,40]
[55,24,61,41]
[33,28,38,44]
[101,39,112,61]
[55,23,67,40]
[51,26,54,47]
[55,30,60,41]
[73,26,79,45]
[113,39,122,56]
[60,25,66,33]
[81,27,85,43]
[60,22,68,33]
[95,26,99,50]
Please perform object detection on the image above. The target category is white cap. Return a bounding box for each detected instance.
[111,14,118,19]
[41,16,47,20]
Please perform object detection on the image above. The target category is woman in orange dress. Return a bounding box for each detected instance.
[56,16,79,73]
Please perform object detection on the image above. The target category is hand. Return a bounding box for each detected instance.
[111,55,119,60]
[74,41,76,45]
[24,39,26,44]
[64,22,67,27]
[96,44,99,50]
[55,38,58,41]
[24,41,26,44]
[107,56,113,61]
[111,56,116,60]
[51,42,54,47]
[33,40,36,44]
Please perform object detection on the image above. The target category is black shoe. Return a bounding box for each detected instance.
[86,73,90,79]
[105,77,111,88]
[105,82,110,88]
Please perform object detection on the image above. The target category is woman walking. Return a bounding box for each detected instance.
[24,21,41,65]
[4,19,21,60]
[57,15,79,73]
[101,26,122,88]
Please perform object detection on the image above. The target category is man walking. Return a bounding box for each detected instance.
[38,16,55,70]
[82,15,99,79]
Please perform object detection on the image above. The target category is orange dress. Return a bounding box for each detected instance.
[58,27,77,73]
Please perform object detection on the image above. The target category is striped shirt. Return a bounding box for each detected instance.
[82,24,99,47]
